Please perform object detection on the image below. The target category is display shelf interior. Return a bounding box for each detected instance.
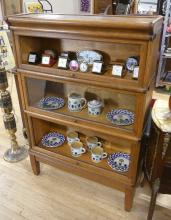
[31,117,131,176]
[24,77,136,132]
[19,36,141,82]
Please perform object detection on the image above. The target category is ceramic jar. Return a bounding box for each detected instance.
[88,100,103,116]
[68,93,87,112]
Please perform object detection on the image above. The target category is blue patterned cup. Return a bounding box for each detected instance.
[68,93,87,112]
[67,131,80,145]
[70,141,86,157]
[91,146,107,163]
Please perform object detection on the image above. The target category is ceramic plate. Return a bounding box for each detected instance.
[108,152,130,172]
[38,97,64,110]
[106,109,134,126]
[77,50,102,65]
[41,132,65,148]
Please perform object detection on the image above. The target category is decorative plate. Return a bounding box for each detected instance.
[38,97,64,110]
[77,50,102,65]
[41,132,65,148]
[108,152,130,172]
[126,57,138,71]
[106,109,134,126]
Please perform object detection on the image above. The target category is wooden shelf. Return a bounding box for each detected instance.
[36,138,130,177]
[26,106,137,142]
[19,64,145,93]
[31,95,134,131]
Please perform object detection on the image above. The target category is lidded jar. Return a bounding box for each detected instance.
[88,100,103,116]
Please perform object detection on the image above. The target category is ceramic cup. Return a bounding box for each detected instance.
[70,141,86,157]
[88,100,103,116]
[67,131,80,145]
[86,136,102,151]
[91,146,107,163]
[68,93,87,112]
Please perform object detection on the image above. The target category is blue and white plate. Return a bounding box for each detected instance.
[108,152,130,172]
[106,109,134,126]
[41,132,65,148]
[38,97,65,110]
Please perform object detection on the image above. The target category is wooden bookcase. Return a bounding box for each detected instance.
[8,14,162,211]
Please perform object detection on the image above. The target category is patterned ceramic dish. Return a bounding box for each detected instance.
[41,132,65,148]
[106,109,134,126]
[107,152,130,172]
[38,97,65,110]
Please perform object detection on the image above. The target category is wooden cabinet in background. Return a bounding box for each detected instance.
[8,14,162,211]
[92,0,113,14]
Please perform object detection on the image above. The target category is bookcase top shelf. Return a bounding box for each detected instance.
[8,13,163,41]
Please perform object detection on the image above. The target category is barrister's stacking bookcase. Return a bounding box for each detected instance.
[8,14,162,211]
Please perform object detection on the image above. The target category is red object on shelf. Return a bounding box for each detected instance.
[167,24,171,33]
[41,54,56,67]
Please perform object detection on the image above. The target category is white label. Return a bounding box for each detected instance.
[58,57,68,68]
[42,56,50,65]
[112,65,123,76]
[133,66,139,79]
[29,54,36,63]
[92,62,102,73]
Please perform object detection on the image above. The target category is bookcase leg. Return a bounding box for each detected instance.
[30,155,40,175]
[124,187,135,211]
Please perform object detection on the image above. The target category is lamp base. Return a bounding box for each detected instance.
[3,146,28,163]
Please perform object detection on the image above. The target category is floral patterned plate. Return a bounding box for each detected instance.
[108,152,130,172]
[38,97,64,110]
[106,109,134,126]
[41,132,65,148]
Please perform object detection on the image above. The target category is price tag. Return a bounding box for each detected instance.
[92,61,103,74]
[112,65,123,77]
[42,55,50,65]
[58,57,68,69]
[28,54,36,63]
[133,66,139,79]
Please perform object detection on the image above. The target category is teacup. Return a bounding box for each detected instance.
[67,131,80,145]
[68,93,87,112]
[86,136,102,151]
[91,146,107,163]
[70,141,86,157]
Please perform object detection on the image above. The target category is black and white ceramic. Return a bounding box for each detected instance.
[91,146,107,163]
[68,93,87,112]
[41,132,65,148]
[67,131,80,145]
[38,97,64,110]
[107,152,130,172]
[106,109,134,126]
[86,136,102,151]
[70,141,86,157]
[88,100,103,116]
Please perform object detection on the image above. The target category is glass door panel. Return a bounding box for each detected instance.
[24,77,136,132]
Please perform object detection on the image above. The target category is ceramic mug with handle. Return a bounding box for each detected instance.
[70,141,86,157]
[91,146,107,163]
[67,131,80,145]
[86,136,102,151]
[68,93,87,112]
